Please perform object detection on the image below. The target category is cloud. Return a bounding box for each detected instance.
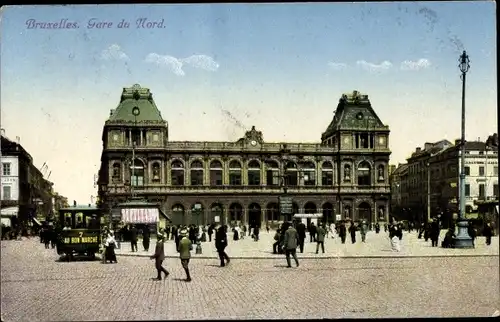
[100,44,129,61]
[356,60,393,72]
[327,62,348,70]
[144,53,219,76]
[145,53,185,76]
[180,55,220,72]
[400,58,431,71]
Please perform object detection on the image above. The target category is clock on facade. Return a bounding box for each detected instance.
[250,140,257,146]
[343,137,350,144]
[378,137,385,145]
[113,134,119,141]
[153,134,159,142]
[356,112,364,120]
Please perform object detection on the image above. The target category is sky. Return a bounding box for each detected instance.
[0,2,497,204]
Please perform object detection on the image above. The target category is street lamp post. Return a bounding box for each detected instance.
[131,106,140,199]
[427,162,431,222]
[454,50,474,248]
[278,144,292,222]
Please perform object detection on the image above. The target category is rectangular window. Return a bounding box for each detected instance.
[479,166,485,176]
[479,184,485,198]
[229,171,241,185]
[285,171,298,186]
[303,171,315,186]
[2,163,11,176]
[321,170,333,186]
[494,184,499,198]
[465,184,470,197]
[248,170,261,186]
[266,170,279,186]
[130,175,144,186]
[210,170,223,186]
[2,185,11,200]
[190,170,204,186]
[464,166,470,176]
[171,170,184,186]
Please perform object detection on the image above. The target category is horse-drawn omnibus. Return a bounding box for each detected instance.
[56,205,103,261]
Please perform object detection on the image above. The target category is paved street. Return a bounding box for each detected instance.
[1,238,499,321]
[115,229,499,259]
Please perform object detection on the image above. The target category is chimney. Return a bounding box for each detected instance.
[424,143,432,150]
[0,128,5,136]
[16,136,20,144]
[455,139,462,146]
[73,200,77,207]
[416,147,421,153]
[110,109,115,116]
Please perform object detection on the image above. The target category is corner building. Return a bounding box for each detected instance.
[97,85,391,227]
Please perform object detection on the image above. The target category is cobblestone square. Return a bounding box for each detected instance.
[1,238,498,321]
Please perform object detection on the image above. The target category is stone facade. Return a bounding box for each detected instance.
[97,86,391,227]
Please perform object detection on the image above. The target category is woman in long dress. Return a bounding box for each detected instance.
[389,225,402,252]
[104,231,118,263]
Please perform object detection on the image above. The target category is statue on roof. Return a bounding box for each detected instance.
[238,125,264,144]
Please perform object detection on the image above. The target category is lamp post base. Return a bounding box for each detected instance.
[453,219,474,249]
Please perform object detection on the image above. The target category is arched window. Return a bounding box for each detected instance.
[377,164,385,182]
[357,161,371,186]
[302,161,316,186]
[285,161,298,186]
[321,161,333,186]
[229,160,242,185]
[190,160,204,186]
[112,162,122,183]
[265,160,280,186]
[229,203,243,222]
[209,160,223,186]
[171,160,184,186]
[130,159,145,186]
[248,160,261,186]
[152,162,161,183]
[172,204,185,226]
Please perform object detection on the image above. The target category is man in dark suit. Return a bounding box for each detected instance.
[130,225,138,252]
[283,222,299,268]
[150,233,169,281]
[215,225,230,267]
[296,221,306,253]
[178,229,192,282]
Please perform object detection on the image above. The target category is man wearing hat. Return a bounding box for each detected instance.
[178,228,192,282]
[150,233,169,281]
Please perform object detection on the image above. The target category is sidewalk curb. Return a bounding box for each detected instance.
[116,253,499,260]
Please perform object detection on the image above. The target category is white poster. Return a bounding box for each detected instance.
[214,216,220,223]
[311,218,318,226]
[301,218,307,225]
[336,214,341,221]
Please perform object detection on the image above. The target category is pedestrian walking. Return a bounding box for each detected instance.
[208,225,214,242]
[349,221,357,244]
[178,229,192,282]
[142,226,150,252]
[104,231,118,264]
[389,224,402,252]
[296,221,306,253]
[130,225,138,252]
[283,222,299,268]
[360,220,368,243]
[315,223,326,254]
[339,221,347,244]
[375,222,380,234]
[329,222,336,238]
[309,222,317,242]
[468,221,476,247]
[150,233,169,281]
[484,223,493,246]
[215,225,230,267]
[430,218,440,247]
[273,228,282,254]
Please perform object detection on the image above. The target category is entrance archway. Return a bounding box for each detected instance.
[209,203,223,225]
[357,202,372,223]
[322,202,334,223]
[248,203,261,228]
[171,204,185,226]
[304,202,317,226]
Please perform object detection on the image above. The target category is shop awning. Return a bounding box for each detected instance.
[1,217,11,227]
[1,207,18,216]
[121,208,159,224]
